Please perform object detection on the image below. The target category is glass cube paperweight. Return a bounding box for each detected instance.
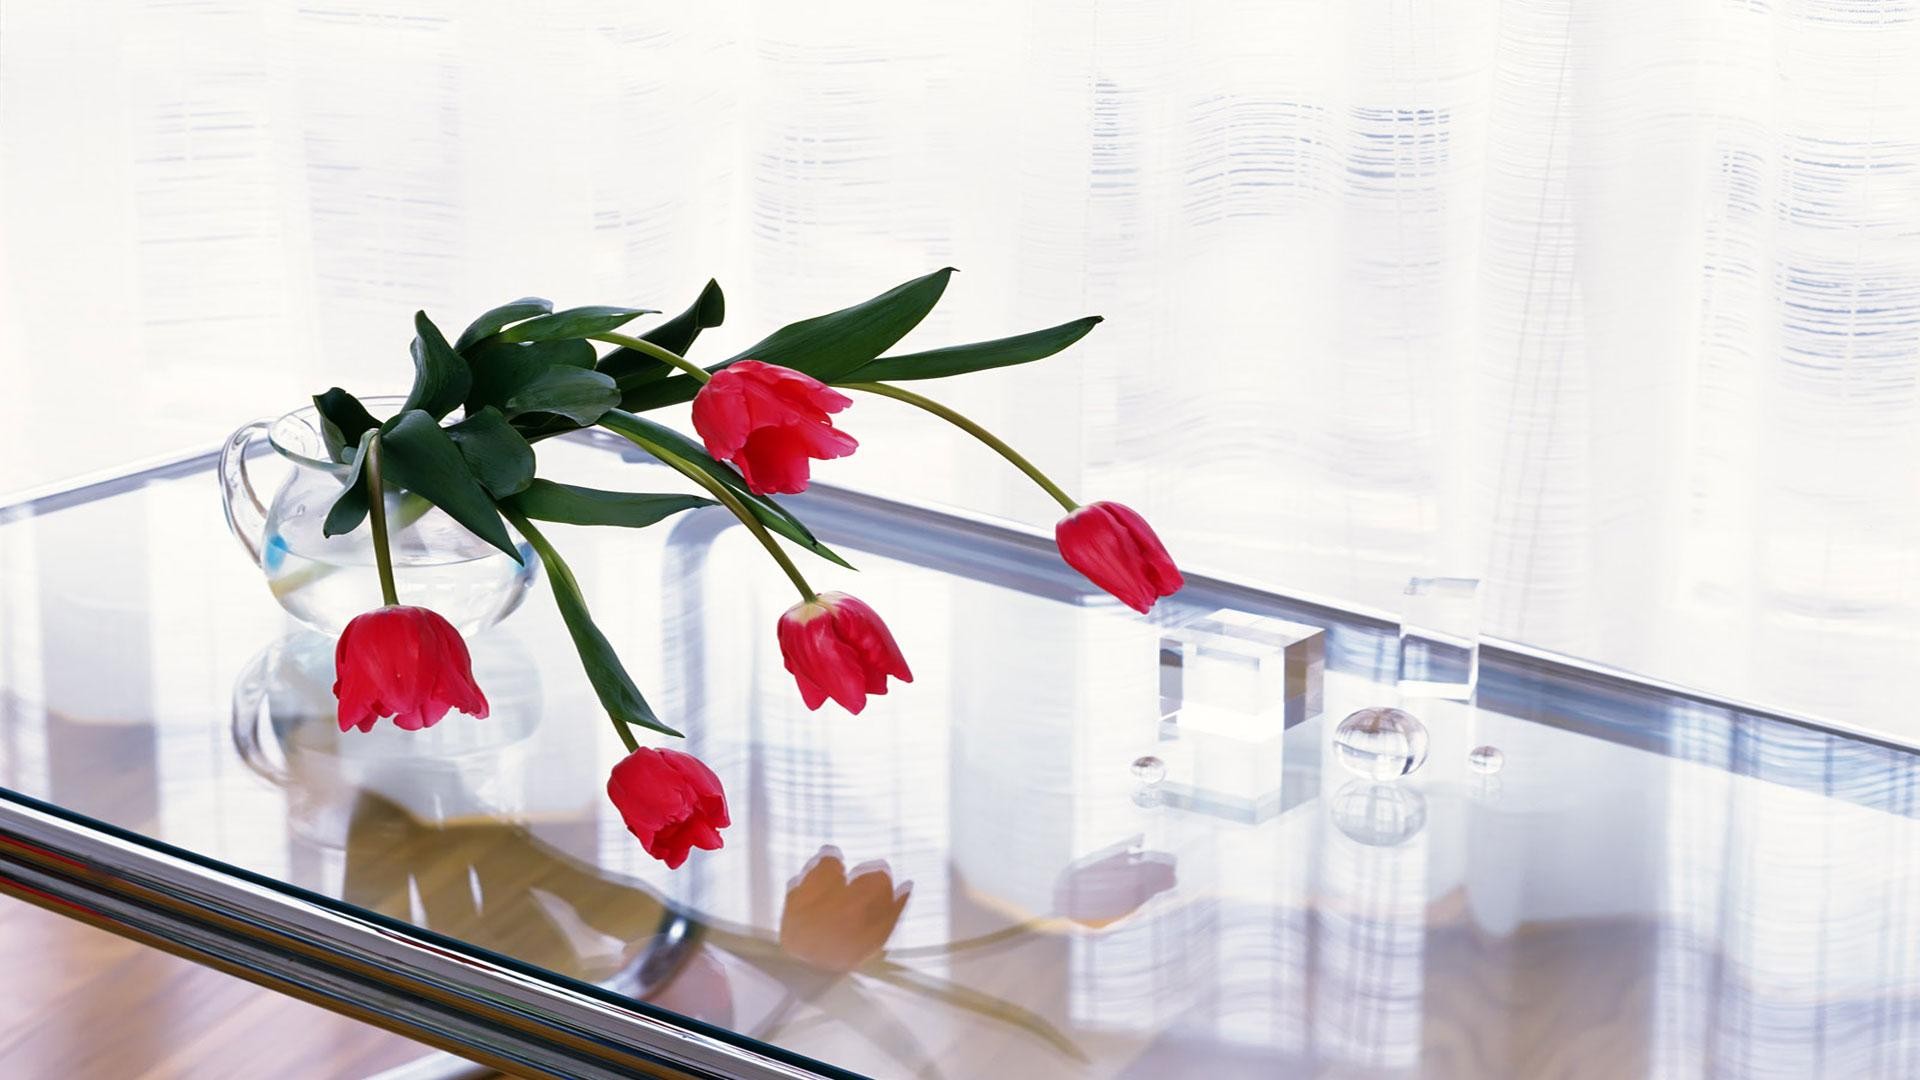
[1152,610,1325,823]
[1160,609,1324,731]
[1396,577,1481,701]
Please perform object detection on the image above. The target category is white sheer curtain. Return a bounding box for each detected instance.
[2,1,1915,733]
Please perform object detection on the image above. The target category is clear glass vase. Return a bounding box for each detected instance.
[218,397,537,636]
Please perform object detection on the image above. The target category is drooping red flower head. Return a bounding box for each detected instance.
[333,605,490,733]
[607,747,731,869]
[1056,501,1185,614]
[776,592,912,714]
[691,359,857,495]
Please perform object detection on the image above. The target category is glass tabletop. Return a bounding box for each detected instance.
[2,434,1917,1079]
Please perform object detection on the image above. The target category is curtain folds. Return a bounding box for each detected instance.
[2,0,1914,730]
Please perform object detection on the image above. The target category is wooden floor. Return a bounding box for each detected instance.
[0,897,474,1079]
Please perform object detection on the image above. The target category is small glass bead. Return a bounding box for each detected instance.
[1468,745,1506,775]
[1130,755,1168,785]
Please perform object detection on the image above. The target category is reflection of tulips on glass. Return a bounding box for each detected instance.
[286,270,1183,867]
[778,847,913,973]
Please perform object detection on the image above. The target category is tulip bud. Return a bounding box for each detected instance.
[1055,501,1184,613]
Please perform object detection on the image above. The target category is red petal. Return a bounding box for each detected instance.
[1057,507,1155,612]
[692,377,752,459]
[779,602,872,713]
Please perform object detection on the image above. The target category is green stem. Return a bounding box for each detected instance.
[883,919,1038,960]
[363,434,401,606]
[500,505,641,754]
[603,429,817,602]
[590,332,712,384]
[839,381,1079,512]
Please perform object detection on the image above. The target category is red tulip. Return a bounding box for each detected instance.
[333,605,489,733]
[1056,501,1184,613]
[607,747,731,869]
[777,592,912,714]
[691,360,857,495]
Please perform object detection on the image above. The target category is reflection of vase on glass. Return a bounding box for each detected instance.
[219,399,537,636]
[230,630,543,846]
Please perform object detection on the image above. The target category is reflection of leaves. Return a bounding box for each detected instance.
[336,791,671,980]
[714,931,1087,1072]
[327,788,1087,1069]
[698,845,1086,1068]
[790,976,945,1080]
[866,960,1089,1064]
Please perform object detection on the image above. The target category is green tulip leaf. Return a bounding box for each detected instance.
[848,316,1103,382]
[455,296,552,353]
[502,366,621,426]
[313,387,381,463]
[619,268,953,412]
[497,305,657,345]
[506,480,714,529]
[402,311,473,421]
[445,407,535,499]
[502,507,680,738]
[377,409,520,561]
[600,278,727,395]
[320,430,378,537]
[734,267,952,377]
[465,338,597,415]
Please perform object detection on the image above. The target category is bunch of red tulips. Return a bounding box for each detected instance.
[315,271,1182,869]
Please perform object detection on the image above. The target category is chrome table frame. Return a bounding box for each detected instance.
[0,437,1909,1080]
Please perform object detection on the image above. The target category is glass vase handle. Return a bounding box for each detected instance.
[219,418,273,567]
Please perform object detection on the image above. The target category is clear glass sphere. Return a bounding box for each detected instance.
[1130,754,1167,785]
[1332,707,1429,781]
